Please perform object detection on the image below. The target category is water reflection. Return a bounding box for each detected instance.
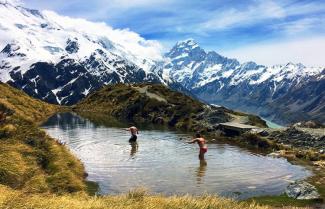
[196,159,207,184]
[42,112,311,199]
[42,112,92,130]
[130,142,138,158]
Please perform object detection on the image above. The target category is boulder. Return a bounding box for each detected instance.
[267,151,281,158]
[319,149,324,154]
[153,116,164,124]
[292,120,324,129]
[259,130,269,136]
[285,181,320,200]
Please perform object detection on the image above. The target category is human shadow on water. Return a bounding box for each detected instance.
[130,142,138,158]
[196,159,207,184]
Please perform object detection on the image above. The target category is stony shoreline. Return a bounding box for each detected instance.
[267,126,324,150]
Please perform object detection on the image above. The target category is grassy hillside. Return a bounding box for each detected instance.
[75,84,267,135]
[0,83,86,194]
[0,83,58,124]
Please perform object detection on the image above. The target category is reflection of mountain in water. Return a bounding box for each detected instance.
[42,112,93,130]
[77,111,183,132]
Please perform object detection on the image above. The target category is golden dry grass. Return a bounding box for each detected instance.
[0,186,270,209]
[0,83,58,124]
[0,83,86,194]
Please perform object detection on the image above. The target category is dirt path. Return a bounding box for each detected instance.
[133,86,167,103]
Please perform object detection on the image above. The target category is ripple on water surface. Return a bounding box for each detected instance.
[42,113,311,199]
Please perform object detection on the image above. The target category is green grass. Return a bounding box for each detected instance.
[85,181,99,195]
[246,194,323,207]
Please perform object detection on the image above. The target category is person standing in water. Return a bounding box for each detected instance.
[187,133,207,160]
[124,126,139,142]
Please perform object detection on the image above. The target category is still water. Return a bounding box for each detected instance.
[42,112,310,199]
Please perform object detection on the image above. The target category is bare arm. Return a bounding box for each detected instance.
[187,138,198,144]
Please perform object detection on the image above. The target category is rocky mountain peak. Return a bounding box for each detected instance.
[176,39,198,48]
[1,42,25,57]
[166,39,205,60]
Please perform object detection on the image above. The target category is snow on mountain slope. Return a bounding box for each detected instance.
[163,39,325,124]
[0,0,164,104]
[0,1,323,124]
[164,39,322,90]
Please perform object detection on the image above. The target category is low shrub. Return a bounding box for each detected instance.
[242,133,271,149]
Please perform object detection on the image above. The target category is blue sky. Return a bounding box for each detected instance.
[23,0,325,66]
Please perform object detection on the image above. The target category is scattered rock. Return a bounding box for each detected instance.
[269,127,325,149]
[292,121,324,129]
[285,181,320,200]
[251,129,269,136]
[267,150,296,159]
[259,130,269,137]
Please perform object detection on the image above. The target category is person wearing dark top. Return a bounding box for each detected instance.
[124,126,139,142]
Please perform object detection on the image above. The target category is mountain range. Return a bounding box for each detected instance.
[161,39,324,125]
[0,0,324,125]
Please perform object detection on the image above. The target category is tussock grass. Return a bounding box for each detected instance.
[0,83,86,194]
[0,186,270,209]
[0,83,58,124]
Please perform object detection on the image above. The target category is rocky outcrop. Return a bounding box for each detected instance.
[268,127,325,149]
[286,181,320,200]
[292,121,324,129]
[75,84,266,134]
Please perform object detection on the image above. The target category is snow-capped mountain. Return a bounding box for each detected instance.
[0,0,165,104]
[0,1,323,124]
[162,39,325,124]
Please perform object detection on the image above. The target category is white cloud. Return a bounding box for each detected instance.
[200,0,325,32]
[274,17,325,35]
[0,0,23,5]
[222,36,325,67]
[105,0,171,9]
[202,0,285,31]
[43,10,163,60]
[285,1,325,17]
